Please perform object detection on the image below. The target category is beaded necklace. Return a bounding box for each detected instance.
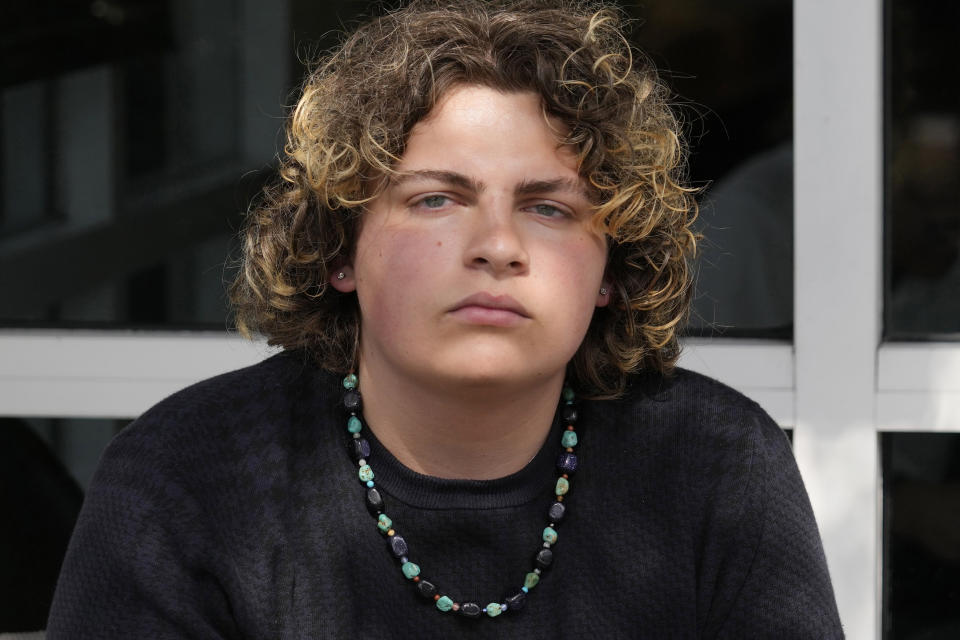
[340,373,580,619]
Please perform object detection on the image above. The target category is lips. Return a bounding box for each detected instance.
[448,292,530,326]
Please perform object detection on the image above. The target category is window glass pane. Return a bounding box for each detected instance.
[120,0,238,183]
[0,0,792,331]
[882,433,960,638]
[634,1,794,338]
[886,1,960,338]
[1,80,53,236]
[0,0,298,329]
[1,416,121,631]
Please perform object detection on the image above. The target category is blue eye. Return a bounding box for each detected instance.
[532,204,566,218]
[420,195,449,208]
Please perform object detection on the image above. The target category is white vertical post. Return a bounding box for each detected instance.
[794,1,883,638]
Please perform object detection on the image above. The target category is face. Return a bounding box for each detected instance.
[332,85,610,391]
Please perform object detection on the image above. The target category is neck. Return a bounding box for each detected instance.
[356,361,564,480]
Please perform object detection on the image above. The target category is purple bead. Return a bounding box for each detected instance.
[548,501,566,522]
[349,437,371,461]
[389,534,409,557]
[557,452,578,474]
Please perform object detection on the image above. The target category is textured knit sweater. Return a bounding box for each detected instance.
[47,351,843,639]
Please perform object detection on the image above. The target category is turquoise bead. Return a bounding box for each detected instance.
[436,595,454,612]
[486,603,503,617]
[555,477,569,496]
[561,430,578,448]
[347,416,362,433]
[524,572,540,589]
[342,374,358,389]
[401,561,420,579]
[562,387,575,402]
[359,464,374,482]
[377,514,392,532]
[543,526,558,544]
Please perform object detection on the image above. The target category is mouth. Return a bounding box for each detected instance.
[448,292,530,326]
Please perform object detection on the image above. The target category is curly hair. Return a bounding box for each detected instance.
[231,0,698,398]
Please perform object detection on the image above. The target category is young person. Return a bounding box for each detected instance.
[48,1,843,637]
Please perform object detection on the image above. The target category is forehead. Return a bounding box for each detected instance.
[394,84,581,181]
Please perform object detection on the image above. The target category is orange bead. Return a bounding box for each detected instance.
[387,529,395,536]
[557,495,564,501]
[413,576,420,582]
[434,594,441,601]
[566,447,573,452]
[562,473,568,479]
[567,425,575,430]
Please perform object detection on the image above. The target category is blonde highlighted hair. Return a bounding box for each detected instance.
[231,0,698,397]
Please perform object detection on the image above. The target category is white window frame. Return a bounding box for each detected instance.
[1,1,957,638]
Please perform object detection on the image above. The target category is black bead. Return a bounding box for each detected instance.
[349,437,371,461]
[505,591,527,611]
[562,405,578,424]
[343,390,362,412]
[460,602,482,618]
[557,452,578,474]
[534,548,554,570]
[388,534,409,558]
[548,501,566,522]
[417,580,437,599]
[365,487,384,515]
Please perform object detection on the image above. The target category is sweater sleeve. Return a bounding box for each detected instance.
[697,408,844,639]
[46,417,240,640]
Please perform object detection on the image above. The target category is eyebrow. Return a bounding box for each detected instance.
[391,170,588,200]
[515,177,586,199]
[391,170,484,193]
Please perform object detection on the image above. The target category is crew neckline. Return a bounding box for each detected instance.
[357,402,564,511]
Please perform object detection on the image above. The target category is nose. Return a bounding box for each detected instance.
[463,199,529,277]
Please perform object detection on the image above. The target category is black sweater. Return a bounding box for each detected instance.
[47,351,843,638]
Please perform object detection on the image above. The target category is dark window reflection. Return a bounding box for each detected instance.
[0,417,123,632]
[0,0,348,329]
[882,433,960,639]
[629,1,794,338]
[0,0,791,331]
[886,2,960,338]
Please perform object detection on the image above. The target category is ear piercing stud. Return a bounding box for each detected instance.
[337,272,346,280]
[599,287,608,296]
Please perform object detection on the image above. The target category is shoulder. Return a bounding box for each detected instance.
[136,350,321,426]
[596,366,783,449]
[91,351,343,506]
[117,350,333,452]
[584,367,792,509]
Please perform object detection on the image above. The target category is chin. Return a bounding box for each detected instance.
[425,351,568,391]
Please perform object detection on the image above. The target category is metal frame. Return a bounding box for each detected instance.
[794,0,884,638]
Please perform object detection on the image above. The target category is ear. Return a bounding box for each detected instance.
[596,281,612,307]
[329,266,357,293]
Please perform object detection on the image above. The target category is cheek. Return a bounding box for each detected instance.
[539,236,607,332]
[355,226,450,323]
[557,236,606,296]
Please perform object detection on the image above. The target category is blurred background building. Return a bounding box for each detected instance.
[0,0,957,637]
